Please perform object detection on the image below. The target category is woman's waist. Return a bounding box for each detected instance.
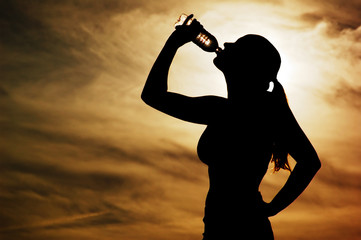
[206,187,262,203]
[204,190,264,217]
[208,167,266,187]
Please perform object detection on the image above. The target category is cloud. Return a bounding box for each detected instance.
[0,86,9,97]
[0,93,206,239]
[324,81,361,109]
[0,0,287,100]
[300,0,361,31]
[308,22,361,110]
[291,6,361,112]
[0,138,205,239]
[0,1,112,89]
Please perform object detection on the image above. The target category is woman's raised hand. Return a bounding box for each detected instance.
[169,14,203,48]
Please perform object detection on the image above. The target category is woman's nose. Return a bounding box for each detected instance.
[224,42,232,48]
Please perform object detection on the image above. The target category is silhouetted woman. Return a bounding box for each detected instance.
[142,17,321,240]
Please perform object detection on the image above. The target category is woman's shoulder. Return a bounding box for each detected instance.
[200,95,228,105]
[202,96,228,122]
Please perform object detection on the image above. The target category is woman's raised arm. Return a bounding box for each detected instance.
[141,17,226,124]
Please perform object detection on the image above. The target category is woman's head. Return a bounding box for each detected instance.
[214,34,281,92]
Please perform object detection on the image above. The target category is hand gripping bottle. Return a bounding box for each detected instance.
[175,14,222,53]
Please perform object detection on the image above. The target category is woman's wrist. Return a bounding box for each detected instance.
[265,201,279,217]
[166,32,184,50]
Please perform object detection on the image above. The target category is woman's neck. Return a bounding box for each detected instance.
[225,75,270,103]
[227,85,266,103]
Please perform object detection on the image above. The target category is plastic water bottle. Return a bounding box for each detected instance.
[175,14,222,53]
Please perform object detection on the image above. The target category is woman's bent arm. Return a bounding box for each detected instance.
[266,107,321,217]
[265,81,321,216]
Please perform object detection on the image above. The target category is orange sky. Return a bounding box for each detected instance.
[1,0,361,239]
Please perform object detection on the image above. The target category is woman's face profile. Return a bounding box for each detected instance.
[213,42,242,72]
[213,37,261,77]
[213,35,281,91]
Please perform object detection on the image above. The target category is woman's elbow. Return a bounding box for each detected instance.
[141,86,154,104]
[308,155,321,174]
[141,90,150,105]
[313,157,322,172]
[141,89,161,108]
[296,154,321,174]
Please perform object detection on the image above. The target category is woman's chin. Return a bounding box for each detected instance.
[213,56,223,70]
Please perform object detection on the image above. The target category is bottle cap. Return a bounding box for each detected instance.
[215,47,223,54]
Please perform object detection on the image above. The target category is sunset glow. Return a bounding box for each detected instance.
[1,0,361,240]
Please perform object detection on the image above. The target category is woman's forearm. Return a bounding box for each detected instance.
[142,16,202,105]
[141,36,179,104]
[267,159,321,216]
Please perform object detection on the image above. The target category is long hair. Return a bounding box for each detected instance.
[270,80,292,172]
[233,35,292,172]
[271,138,292,172]
[242,35,291,172]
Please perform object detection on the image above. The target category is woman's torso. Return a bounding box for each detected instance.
[197,99,275,238]
[197,99,274,204]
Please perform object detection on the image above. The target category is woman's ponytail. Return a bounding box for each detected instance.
[270,80,292,172]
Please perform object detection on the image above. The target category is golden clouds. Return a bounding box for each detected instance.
[1,0,361,239]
